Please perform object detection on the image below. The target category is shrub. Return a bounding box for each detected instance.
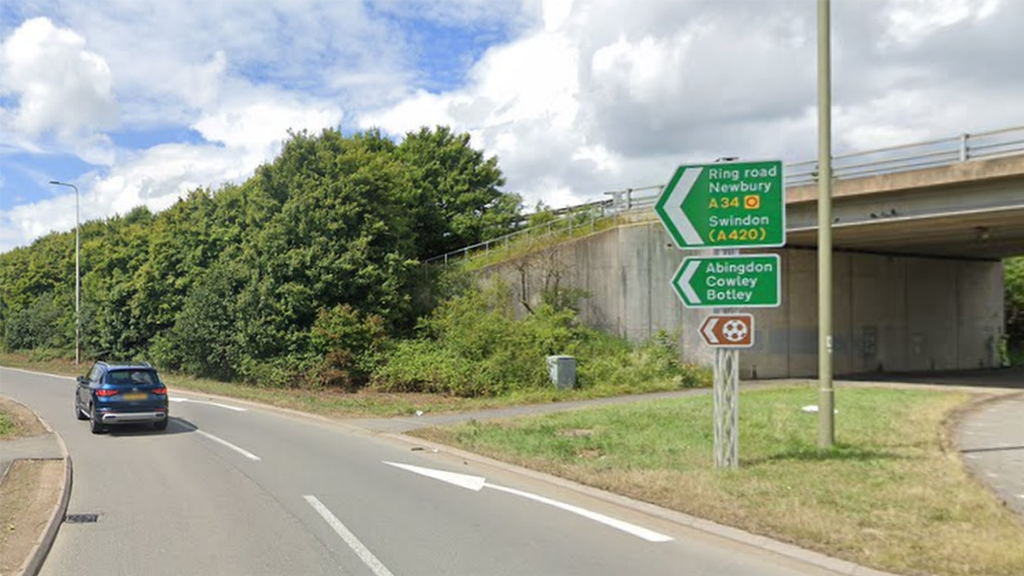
[372,284,710,397]
[311,304,388,390]
[2,292,67,351]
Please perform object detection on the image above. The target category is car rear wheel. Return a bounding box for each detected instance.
[153,417,168,431]
[89,404,104,434]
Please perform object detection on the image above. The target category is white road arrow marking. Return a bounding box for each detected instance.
[702,317,720,344]
[662,167,703,246]
[680,260,701,304]
[385,461,487,491]
[385,461,673,543]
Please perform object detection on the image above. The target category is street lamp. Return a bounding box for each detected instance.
[49,180,80,366]
[817,0,835,447]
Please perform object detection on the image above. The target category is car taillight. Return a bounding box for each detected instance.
[152,387,167,395]
[96,389,120,396]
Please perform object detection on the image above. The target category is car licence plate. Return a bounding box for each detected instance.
[122,392,147,400]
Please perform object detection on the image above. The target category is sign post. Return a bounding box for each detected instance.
[699,314,755,347]
[656,159,785,470]
[672,255,780,308]
[655,160,785,250]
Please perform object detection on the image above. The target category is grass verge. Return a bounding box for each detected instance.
[0,352,702,419]
[0,409,14,437]
[0,397,48,439]
[412,385,1024,576]
[0,459,63,576]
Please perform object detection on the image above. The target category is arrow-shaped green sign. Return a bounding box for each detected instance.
[672,254,781,308]
[655,160,786,249]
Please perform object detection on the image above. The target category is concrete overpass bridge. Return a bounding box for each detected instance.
[450,126,1024,378]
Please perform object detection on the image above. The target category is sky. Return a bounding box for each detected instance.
[1,0,1022,253]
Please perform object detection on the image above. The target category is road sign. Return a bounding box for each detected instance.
[655,160,785,249]
[672,254,781,308]
[700,314,754,348]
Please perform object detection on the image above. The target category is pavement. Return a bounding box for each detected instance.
[956,392,1024,517]
[353,387,716,433]
[0,396,71,576]
[0,431,64,481]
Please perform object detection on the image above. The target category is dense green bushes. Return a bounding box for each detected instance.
[373,282,709,397]
[0,124,731,394]
[0,127,522,386]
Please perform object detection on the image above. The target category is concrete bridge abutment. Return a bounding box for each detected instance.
[485,221,1004,379]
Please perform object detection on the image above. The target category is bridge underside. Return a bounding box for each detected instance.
[788,206,1024,260]
[785,156,1024,260]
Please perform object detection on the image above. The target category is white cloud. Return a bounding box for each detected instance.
[372,0,527,27]
[0,17,119,161]
[360,0,1024,210]
[0,93,344,252]
[0,143,244,250]
[55,0,407,125]
[883,0,1003,46]
[3,0,1024,253]
[191,92,343,159]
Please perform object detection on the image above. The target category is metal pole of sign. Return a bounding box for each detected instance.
[657,156,781,471]
[713,246,740,469]
[712,154,741,469]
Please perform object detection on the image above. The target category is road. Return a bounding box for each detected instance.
[2,367,845,576]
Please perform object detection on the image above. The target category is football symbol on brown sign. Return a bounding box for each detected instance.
[699,314,754,348]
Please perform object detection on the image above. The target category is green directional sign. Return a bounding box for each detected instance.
[655,160,785,249]
[672,254,781,308]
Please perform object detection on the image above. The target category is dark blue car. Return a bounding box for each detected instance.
[76,361,169,434]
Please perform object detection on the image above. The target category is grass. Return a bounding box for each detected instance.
[453,216,620,271]
[413,386,1024,576]
[0,352,701,419]
[0,409,14,437]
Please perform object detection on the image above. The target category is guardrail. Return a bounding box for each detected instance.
[425,124,1024,265]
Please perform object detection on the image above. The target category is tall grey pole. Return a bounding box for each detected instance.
[816,0,835,447]
[713,251,740,469]
[713,156,740,469]
[49,181,81,365]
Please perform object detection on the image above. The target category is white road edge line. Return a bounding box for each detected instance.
[304,495,396,576]
[168,397,246,412]
[485,483,673,543]
[206,401,246,412]
[0,366,74,380]
[195,430,261,461]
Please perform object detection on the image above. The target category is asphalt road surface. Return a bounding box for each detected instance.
[2,367,846,576]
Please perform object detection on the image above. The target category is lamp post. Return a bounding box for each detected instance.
[817,0,835,447]
[49,180,80,366]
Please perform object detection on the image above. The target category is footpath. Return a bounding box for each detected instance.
[957,393,1024,516]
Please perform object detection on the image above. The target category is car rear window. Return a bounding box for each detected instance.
[105,370,159,386]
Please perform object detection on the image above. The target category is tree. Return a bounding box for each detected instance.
[0,125,522,387]
[396,126,521,260]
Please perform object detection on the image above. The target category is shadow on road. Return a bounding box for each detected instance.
[961,444,1024,454]
[846,366,1024,389]
[103,416,198,437]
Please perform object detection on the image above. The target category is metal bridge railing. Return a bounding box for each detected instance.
[425,124,1024,265]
